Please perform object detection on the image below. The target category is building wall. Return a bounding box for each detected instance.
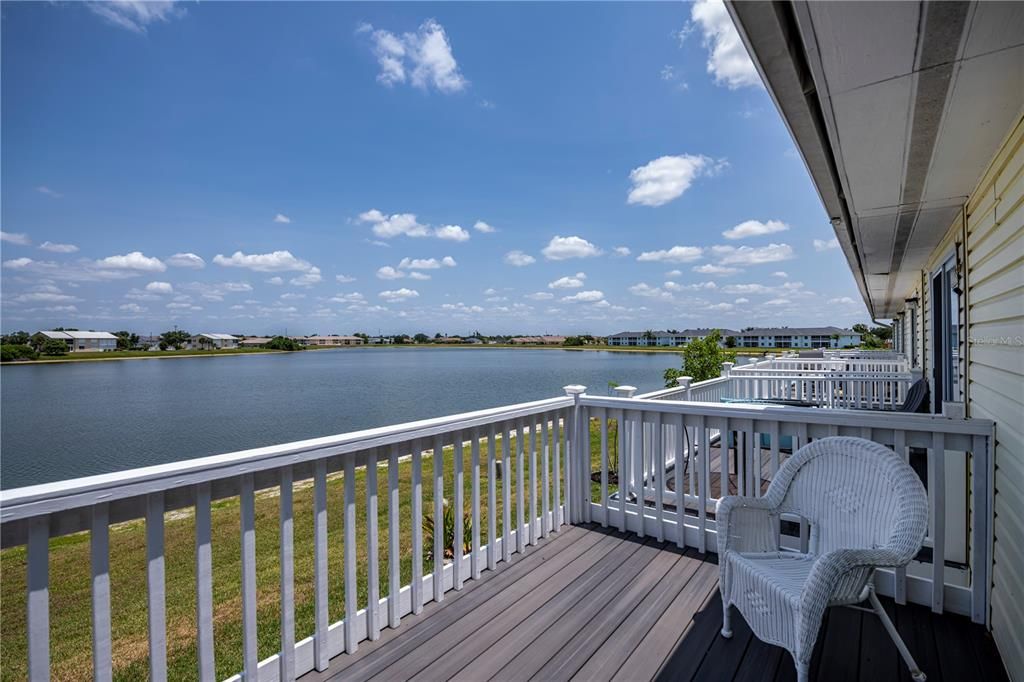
[897,116,1022,679]
[964,116,1024,681]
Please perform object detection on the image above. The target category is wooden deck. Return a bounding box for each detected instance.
[301,524,1006,682]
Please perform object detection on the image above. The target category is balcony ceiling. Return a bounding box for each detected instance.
[728,1,1024,318]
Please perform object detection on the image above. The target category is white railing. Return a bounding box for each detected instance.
[0,381,993,680]
[733,355,910,374]
[728,371,913,409]
[572,394,995,627]
[0,395,576,682]
[635,375,732,402]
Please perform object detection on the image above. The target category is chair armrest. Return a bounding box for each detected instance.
[796,547,907,655]
[716,495,779,555]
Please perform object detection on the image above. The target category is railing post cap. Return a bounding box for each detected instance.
[563,385,587,396]
[613,385,637,398]
[676,376,692,386]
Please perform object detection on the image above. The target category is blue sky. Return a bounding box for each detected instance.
[1,0,869,336]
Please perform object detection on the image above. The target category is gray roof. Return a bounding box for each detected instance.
[38,330,118,340]
[196,333,238,341]
[607,329,740,337]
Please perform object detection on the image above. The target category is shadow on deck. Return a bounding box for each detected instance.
[299,525,1005,682]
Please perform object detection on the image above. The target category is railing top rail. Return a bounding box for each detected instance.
[579,395,995,435]
[635,375,731,400]
[0,395,573,518]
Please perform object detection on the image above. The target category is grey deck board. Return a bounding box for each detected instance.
[300,524,1006,682]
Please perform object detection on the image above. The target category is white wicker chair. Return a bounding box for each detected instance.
[717,436,929,682]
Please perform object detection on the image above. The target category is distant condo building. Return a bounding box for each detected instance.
[35,330,118,352]
[606,327,861,349]
[508,335,566,345]
[293,335,364,347]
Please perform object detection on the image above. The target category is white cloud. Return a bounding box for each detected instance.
[331,292,366,303]
[562,290,604,303]
[542,235,602,260]
[221,282,253,292]
[693,263,739,275]
[627,154,723,206]
[814,238,840,252]
[504,250,536,267]
[376,266,405,280]
[765,298,791,306]
[441,302,484,314]
[660,65,676,81]
[379,288,420,301]
[548,272,587,289]
[691,0,761,89]
[213,250,313,272]
[166,252,205,269]
[266,276,285,286]
[665,280,717,292]
[11,291,80,304]
[665,269,683,277]
[628,283,674,300]
[359,210,430,238]
[166,302,201,310]
[290,267,322,287]
[711,243,794,265]
[398,256,457,270]
[145,281,174,294]
[120,303,147,313]
[408,272,431,281]
[435,224,470,242]
[734,297,750,304]
[38,241,79,253]
[1,231,31,246]
[280,292,305,300]
[613,246,631,257]
[722,283,771,294]
[336,274,356,283]
[722,219,789,240]
[828,296,856,305]
[636,245,703,263]
[364,19,468,93]
[35,186,63,198]
[273,213,292,224]
[772,271,788,278]
[706,302,734,311]
[86,0,185,34]
[525,292,554,301]
[96,251,166,272]
[473,220,496,233]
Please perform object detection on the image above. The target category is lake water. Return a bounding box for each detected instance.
[0,348,676,489]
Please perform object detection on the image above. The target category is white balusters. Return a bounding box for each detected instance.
[487,424,497,569]
[148,492,168,682]
[366,451,380,640]
[433,434,444,603]
[27,516,49,682]
[91,503,112,682]
[343,456,358,652]
[453,430,464,589]
[388,444,401,628]
[313,460,329,670]
[279,466,296,681]
[541,417,551,538]
[599,409,609,528]
[240,477,257,678]
[411,439,424,614]
[516,420,526,552]
[502,422,512,562]
[530,417,539,545]
[471,428,482,580]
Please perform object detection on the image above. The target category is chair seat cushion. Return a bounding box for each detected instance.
[729,551,816,611]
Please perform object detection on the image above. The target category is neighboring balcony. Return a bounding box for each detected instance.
[0,372,1003,681]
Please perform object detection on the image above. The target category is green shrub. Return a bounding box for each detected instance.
[264,336,304,351]
[1,344,39,362]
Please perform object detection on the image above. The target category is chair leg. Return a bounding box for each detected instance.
[721,601,732,638]
[868,588,926,682]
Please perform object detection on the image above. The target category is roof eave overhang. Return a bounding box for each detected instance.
[725,1,879,318]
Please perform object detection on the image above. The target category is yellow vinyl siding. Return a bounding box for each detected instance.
[966,115,1024,682]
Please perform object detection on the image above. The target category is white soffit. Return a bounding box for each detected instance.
[806,2,921,94]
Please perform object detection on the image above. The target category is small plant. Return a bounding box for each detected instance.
[423,498,472,562]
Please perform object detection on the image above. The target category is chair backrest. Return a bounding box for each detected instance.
[899,378,930,413]
[765,437,928,558]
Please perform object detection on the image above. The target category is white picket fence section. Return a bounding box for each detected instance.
[0,396,577,682]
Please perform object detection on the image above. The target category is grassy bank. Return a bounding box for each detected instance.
[1,348,284,365]
[0,421,622,681]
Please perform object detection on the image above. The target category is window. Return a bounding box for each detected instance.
[931,254,960,410]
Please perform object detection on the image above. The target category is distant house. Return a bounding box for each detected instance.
[239,337,272,348]
[190,333,239,350]
[35,330,118,353]
[463,337,484,345]
[367,336,392,345]
[509,336,566,345]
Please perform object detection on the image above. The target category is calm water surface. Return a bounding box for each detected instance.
[1,348,675,488]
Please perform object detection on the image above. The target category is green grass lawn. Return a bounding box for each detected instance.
[0,420,627,682]
[4,348,283,364]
